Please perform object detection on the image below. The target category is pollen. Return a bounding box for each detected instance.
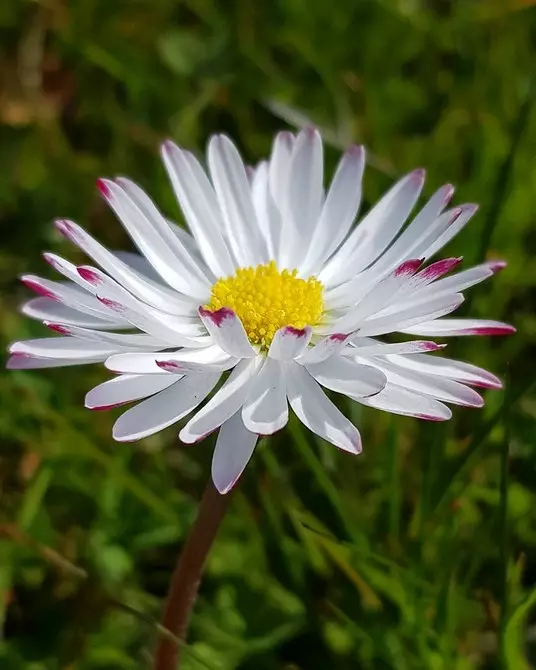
[206,261,324,348]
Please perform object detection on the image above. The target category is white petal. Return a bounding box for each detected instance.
[268,326,312,361]
[153,346,238,374]
[251,161,276,257]
[44,323,166,349]
[21,297,121,329]
[421,205,479,260]
[198,307,256,358]
[242,358,288,435]
[320,169,425,286]
[114,250,167,281]
[55,220,197,316]
[330,259,422,332]
[115,178,215,287]
[325,206,470,311]
[155,358,236,374]
[297,333,353,365]
[305,357,386,398]
[21,275,129,325]
[104,347,234,375]
[282,127,323,268]
[385,353,503,389]
[374,206,477,276]
[347,339,445,357]
[286,362,362,454]
[207,135,268,266]
[356,383,452,421]
[180,357,262,443]
[166,224,202,263]
[269,131,295,206]
[267,132,294,265]
[112,373,221,442]
[6,353,105,369]
[42,251,98,292]
[301,145,365,275]
[98,178,210,299]
[85,374,180,409]
[105,352,173,374]
[355,185,456,278]
[161,142,236,276]
[360,358,484,407]
[399,318,516,337]
[79,266,207,346]
[211,412,258,494]
[406,261,502,303]
[355,293,465,338]
[9,337,121,359]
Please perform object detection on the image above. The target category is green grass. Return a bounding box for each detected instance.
[1,1,536,668]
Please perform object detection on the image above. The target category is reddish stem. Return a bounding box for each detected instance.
[153,480,231,670]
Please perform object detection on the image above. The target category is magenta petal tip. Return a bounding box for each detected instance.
[77,267,101,284]
[283,326,310,338]
[411,168,426,182]
[395,258,423,276]
[97,296,124,312]
[487,260,507,273]
[155,360,182,373]
[21,277,57,301]
[45,322,71,335]
[415,413,449,422]
[198,306,235,327]
[96,178,112,198]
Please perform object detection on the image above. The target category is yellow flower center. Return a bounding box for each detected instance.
[206,261,324,348]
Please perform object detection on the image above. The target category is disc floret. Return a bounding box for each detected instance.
[206,261,324,347]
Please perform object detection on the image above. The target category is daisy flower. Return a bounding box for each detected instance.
[8,129,515,494]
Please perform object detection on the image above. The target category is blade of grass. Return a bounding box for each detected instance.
[17,464,52,530]
[431,375,536,516]
[499,370,512,667]
[386,422,401,540]
[476,77,536,263]
[503,587,536,670]
[288,417,357,541]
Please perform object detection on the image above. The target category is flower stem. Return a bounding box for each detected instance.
[153,480,231,670]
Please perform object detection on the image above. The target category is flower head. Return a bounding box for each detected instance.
[8,129,515,493]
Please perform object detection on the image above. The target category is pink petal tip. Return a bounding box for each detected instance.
[155,360,183,373]
[329,333,349,343]
[42,252,59,269]
[77,267,101,284]
[198,306,235,327]
[283,326,309,338]
[45,322,71,335]
[419,257,463,280]
[347,144,364,158]
[54,219,78,241]
[21,278,58,301]
[411,168,426,183]
[467,325,516,336]
[395,259,423,277]
[88,401,129,411]
[487,260,507,273]
[96,179,112,198]
[470,379,503,390]
[421,342,446,352]
[441,184,455,205]
[97,296,124,312]
[415,413,449,422]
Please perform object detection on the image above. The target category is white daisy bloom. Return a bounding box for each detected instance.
[8,128,515,494]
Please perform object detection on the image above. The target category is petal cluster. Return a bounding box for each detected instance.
[8,129,514,493]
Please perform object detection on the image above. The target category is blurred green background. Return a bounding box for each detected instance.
[1,0,536,668]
